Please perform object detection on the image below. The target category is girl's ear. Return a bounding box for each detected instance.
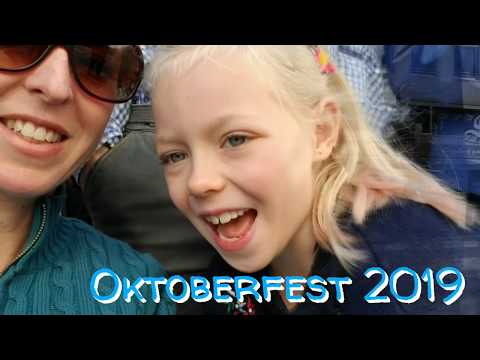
[313,98,341,162]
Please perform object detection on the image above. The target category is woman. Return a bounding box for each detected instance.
[0,45,174,315]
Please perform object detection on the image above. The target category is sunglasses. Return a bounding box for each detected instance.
[0,45,144,103]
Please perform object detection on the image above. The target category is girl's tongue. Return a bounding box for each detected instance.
[217,210,256,239]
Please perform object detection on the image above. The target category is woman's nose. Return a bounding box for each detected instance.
[23,47,74,105]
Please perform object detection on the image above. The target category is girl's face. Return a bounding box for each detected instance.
[0,47,113,200]
[154,55,318,273]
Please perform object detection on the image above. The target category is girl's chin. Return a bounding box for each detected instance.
[222,253,272,274]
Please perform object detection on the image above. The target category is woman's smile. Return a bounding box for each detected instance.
[0,115,68,159]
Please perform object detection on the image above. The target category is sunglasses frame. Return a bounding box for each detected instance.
[0,45,144,104]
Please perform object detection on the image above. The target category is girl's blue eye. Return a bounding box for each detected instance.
[225,134,248,148]
[162,152,186,165]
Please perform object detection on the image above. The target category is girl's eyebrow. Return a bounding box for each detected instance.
[156,135,178,145]
[156,113,258,145]
[205,113,263,134]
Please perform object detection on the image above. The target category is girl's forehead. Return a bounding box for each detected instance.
[153,51,303,132]
[157,58,277,111]
[161,51,275,92]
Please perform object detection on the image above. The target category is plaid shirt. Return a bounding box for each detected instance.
[100,45,157,147]
[326,45,407,137]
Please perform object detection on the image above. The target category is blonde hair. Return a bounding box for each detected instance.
[147,45,479,271]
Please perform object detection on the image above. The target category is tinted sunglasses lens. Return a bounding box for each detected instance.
[0,45,49,70]
[71,45,144,102]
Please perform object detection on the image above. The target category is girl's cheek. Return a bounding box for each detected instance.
[166,175,189,211]
[231,152,286,194]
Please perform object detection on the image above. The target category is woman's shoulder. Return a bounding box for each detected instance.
[27,207,175,314]
[43,192,167,280]
[54,216,167,281]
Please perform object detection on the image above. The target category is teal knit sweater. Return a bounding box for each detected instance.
[0,193,175,315]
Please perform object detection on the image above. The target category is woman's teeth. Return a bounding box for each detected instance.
[205,210,247,225]
[5,119,62,143]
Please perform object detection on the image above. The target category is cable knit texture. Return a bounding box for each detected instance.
[0,193,175,315]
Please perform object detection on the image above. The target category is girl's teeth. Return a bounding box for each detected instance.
[219,213,231,224]
[6,120,15,130]
[219,232,240,242]
[206,210,250,225]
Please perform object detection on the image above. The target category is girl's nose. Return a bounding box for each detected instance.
[187,159,226,197]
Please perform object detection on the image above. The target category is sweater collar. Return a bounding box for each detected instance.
[0,186,65,280]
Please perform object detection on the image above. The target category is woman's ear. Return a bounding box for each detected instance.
[313,99,341,162]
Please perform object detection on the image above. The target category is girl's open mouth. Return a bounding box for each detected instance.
[203,209,257,252]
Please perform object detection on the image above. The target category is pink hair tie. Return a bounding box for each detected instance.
[314,48,336,74]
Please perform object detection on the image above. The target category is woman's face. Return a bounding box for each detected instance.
[0,47,113,199]
[153,55,317,273]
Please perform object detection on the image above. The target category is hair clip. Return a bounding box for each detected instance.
[314,48,336,74]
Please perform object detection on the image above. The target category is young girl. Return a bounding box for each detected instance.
[148,45,480,315]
